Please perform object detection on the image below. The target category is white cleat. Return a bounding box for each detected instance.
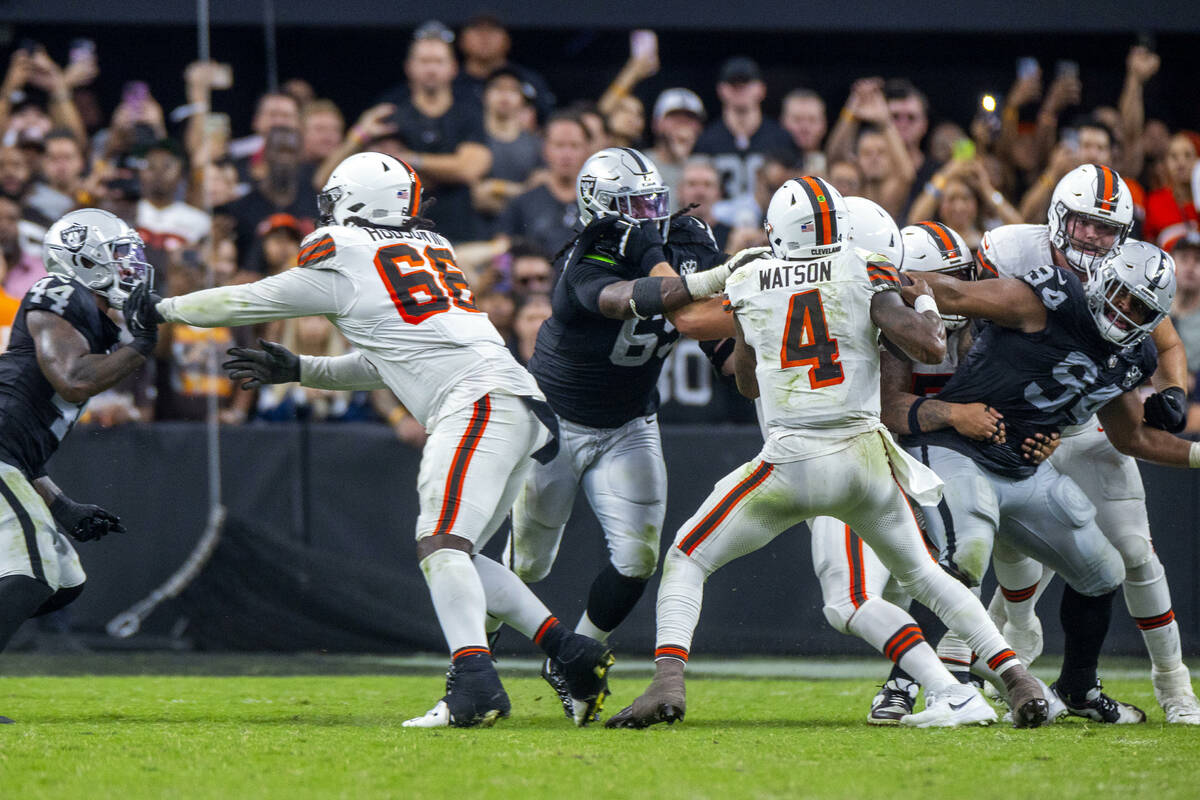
[901,684,997,728]
[403,700,452,728]
[1161,694,1200,725]
[1153,665,1200,725]
[1002,618,1044,667]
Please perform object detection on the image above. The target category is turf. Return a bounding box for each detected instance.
[2,665,1198,800]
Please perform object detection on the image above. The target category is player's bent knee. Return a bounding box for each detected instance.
[32,582,85,617]
[612,537,660,580]
[822,600,857,634]
[511,557,552,584]
[415,533,474,561]
[1111,533,1154,571]
[1124,550,1163,585]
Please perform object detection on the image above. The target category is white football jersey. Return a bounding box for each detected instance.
[725,247,896,461]
[159,223,540,428]
[977,223,1052,280]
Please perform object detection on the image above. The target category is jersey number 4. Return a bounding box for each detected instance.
[780,289,844,388]
[374,243,479,324]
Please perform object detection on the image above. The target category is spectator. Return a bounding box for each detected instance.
[883,79,931,176]
[0,46,86,146]
[571,101,610,151]
[825,158,864,197]
[780,88,827,174]
[454,14,555,122]
[1170,233,1200,373]
[908,157,1022,249]
[256,212,308,275]
[26,128,85,221]
[0,143,32,202]
[1141,119,1171,189]
[475,289,515,341]
[695,56,795,202]
[1018,116,1118,224]
[197,155,242,209]
[216,126,317,273]
[0,194,44,296]
[1144,133,1198,250]
[136,138,211,255]
[472,67,542,234]
[508,239,554,299]
[301,99,345,165]
[676,157,730,250]
[281,79,316,111]
[826,77,922,215]
[255,316,372,423]
[227,91,301,181]
[854,122,915,220]
[649,88,706,208]
[597,32,659,148]
[720,151,794,252]
[374,26,492,241]
[182,61,235,170]
[605,95,645,149]
[0,249,18,352]
[498,112,589,263]
[508,292,552,366]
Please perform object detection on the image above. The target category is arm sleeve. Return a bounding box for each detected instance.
[299,351,386,390]
[568,256,623,314]
[157,267,349,327]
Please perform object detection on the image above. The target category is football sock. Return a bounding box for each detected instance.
[992,554,1044,628]
[419,548,488,655]
[936,632,974,678]
[654,548,706,661]
[1056,585,1117,699]
[886,662,916,687]
[530,615,571,660]
[473,555,551,640]
[848,597,953,693]
[0,575,53,651]
[576,563,648,643]
[1122,555,1183,674]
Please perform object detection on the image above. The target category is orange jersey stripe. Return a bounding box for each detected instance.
[433,396,492,536]
[678,462,774,555]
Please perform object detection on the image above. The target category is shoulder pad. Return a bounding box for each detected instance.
[978,224,1048,279]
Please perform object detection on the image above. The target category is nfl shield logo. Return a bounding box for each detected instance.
[61,223,88,253]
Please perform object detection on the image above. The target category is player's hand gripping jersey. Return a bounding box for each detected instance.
[902,264,1157,478]
[159,224,541,428]
[0,275,121,477]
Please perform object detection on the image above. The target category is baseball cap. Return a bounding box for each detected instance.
[1171,230,1200,254]
[718,56,762,85]
[487,65,537,104]
[653,88,706,122]
[257,213,311,241]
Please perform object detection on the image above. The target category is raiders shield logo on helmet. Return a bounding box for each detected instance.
[60,223,88,252]
[579,176,596,203]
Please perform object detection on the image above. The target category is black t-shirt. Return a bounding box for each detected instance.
[693,118,797,201]
[453,62,557,122]
[498,184,578,262]
[216,179,318,273]
[376,88,489,242]
[903,265,1158,479]
[0,276,122,477]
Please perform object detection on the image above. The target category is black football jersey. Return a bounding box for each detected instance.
[0,275,122,477]
[902,264,1157,479]
[530,217,724,428]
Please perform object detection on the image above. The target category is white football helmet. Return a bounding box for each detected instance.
[1048,164,1133,278]
[901,222,975,330]
[845,196,902,265]
[43,208,152,310]
[576,147,671,235]
[1087,241,1174,347]
[318,152,421,227]
[764,176,848,260]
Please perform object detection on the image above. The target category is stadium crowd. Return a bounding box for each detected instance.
[1,19,1198,442]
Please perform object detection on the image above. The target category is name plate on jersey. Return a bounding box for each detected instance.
[759,261,832,291]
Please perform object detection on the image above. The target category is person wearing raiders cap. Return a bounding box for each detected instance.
[649,88,706,211]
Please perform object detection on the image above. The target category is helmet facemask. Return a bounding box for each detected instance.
[103,237,154,309]
[1086,265,1169,347]
[1054,206,1128,281]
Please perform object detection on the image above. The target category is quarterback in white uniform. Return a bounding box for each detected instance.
[607,177,1048,730]
[156,153,617,728]
[976,164,1199,723]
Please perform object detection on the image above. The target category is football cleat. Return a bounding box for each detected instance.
[1002,618,1044,668]
[867,679,919,726]
[606,659,686,729]
[1153,665,1200,725]
[546,634,615,726]
[901,683,997,728]
[403,662,511,729]
[1001,665,1049,728]
[1160,694,1200,725]
[1002,677,1068,724]
[1051,679,1146,724]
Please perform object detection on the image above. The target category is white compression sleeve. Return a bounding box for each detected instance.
[157,267,348,327]
[300,351,387,391]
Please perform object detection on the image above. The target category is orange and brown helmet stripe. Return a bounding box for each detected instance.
[915,221,963,261]
[399,158,422,217]
[1092,164,1120,213]
[796,176,839,246]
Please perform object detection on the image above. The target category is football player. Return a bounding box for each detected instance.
[972,165,1199,724]
[900,240,1193,724]
[0,209,158,723]
[502,147,746,710]
[607,177,1048,730]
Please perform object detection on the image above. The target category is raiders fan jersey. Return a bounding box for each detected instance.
[0,275,121,477]
[530,216,725,429]
[902,264,1156,478]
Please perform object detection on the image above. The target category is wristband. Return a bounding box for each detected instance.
[629,276,668,319]
[908,397,927,435]
[1190,441,1200,469]
[913,294,939,315]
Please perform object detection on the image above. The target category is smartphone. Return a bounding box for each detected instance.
[980,94,1002,132]
[210,63,233,90]
[122,81,150,115]
[69,38,96,65]
[630,30,658,61]
[1055,59,1079,80]
[952,139,976,162]
[1016,57,1039,81]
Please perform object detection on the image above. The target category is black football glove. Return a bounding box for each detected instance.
[1143,386,1188,433]
[612,217,667,274]
[223,339,301,390]
[123,282,161,357]
[49,495,126,542]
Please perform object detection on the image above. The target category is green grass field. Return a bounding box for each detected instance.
[2,655,1198,799]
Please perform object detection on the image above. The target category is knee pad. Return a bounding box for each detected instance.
[1111,533,1154,572]
[1124,549,1164,585]
[610,528,661,580]
[822,598,858,635]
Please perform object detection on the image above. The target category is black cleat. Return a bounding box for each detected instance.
[1051,680,1146,724]
[404,661,511,728]
[548,634,615,726]
[867,679,919,726]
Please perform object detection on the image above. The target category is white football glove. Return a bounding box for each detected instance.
[683,246,771,299]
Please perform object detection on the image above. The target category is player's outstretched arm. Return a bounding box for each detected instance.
[870,286,946,365]
[157,267,345,328]
[32,476,125,542]
[902,271,1047,333]
[27,284,159,404]
[1098,389,1199,468]
[878,349,1005,442]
